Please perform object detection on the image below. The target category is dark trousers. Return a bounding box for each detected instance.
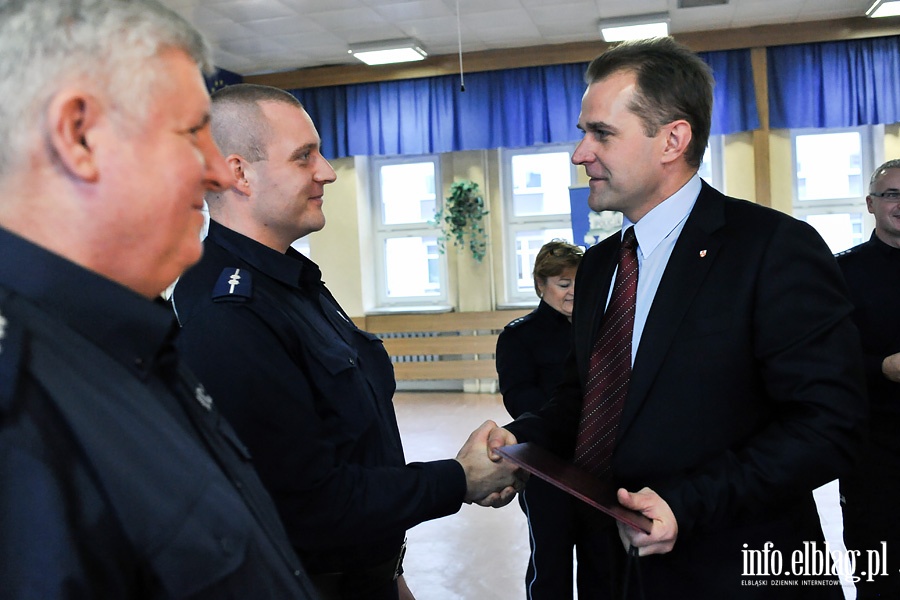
[520,480,622,600]
[520,479,579,599]
[310,576,398,600]
[843,505,900,598]
[572,502,621,600]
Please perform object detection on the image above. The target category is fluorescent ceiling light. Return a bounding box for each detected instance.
[867,0,900,17]
[599,13,670,42]
[349,39,427,66]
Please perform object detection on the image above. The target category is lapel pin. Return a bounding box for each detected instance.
[699,249,707,258]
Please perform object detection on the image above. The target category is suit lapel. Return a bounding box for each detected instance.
[588,234,621,344]
[574,233,619,384]
[617,183,727,437]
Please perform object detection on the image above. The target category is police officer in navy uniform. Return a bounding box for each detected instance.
[172,84,522,600]
[0,2,317,598]
[496,240,584,599]
[837,159,900,599]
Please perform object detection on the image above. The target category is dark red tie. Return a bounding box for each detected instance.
[574,226,638,477]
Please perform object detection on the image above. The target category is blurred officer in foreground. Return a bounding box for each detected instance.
[173,83,522,600]
[0,1,318,597]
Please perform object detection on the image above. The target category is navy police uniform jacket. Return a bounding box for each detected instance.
[0,226,317,599]
[836,232,900,564]
[837,232,900,459]
[173,221,467,575]
[496,300,572,419]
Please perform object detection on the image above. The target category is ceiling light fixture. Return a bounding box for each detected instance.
[866,0,900,17]
[598,13,670,42]
[349,38,427,66]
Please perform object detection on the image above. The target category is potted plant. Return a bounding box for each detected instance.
[433,180,489,262]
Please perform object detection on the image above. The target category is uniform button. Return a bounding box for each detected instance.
[234,480,243,489]
[134,357,144,368]
[294,570,302,577]
[348,357,355,365]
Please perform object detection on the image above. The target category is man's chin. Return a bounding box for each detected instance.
[298,215,326,238]
[176,238,204,273]
[587,191,612,214]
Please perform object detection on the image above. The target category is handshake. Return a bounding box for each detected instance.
[454,420,527,508]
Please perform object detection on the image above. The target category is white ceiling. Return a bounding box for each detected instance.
[160,0,878,76]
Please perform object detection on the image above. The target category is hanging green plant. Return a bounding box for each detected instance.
[433,180,489,262]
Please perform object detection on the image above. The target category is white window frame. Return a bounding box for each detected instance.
[790,125,882,253]
[371,154,449,308]
[500,143,579,305]
[699,135,725,191]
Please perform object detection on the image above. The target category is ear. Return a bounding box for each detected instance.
[46,90,101,182]
[228,155,252,196]
[866,195,875,215]
[660,120,693,165]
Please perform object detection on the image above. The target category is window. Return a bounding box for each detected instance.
[698,135,725,191]
[290,237,311,257]
[501,144,578,304]
[791,126,879,253]
[371,155,447,307]
[500,138,726,304]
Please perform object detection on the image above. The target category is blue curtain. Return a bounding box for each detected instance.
[767,36,900,129]
[701,50,760,137]
[294,49,759,159]
[206,67,243,93]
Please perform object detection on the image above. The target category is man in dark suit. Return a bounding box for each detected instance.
[488,37,866,598]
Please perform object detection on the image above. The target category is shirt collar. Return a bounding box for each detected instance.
[206,220,322,289]
[0,225,177,379]
[869,230,900,257]
[623,174,701,257]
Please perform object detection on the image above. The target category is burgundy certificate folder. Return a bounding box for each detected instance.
[497,442,653,534]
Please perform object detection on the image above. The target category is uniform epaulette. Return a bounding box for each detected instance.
[835,244,864,260]
[212,267,253,302]
[505,313,533,329]
[0,299,25,414]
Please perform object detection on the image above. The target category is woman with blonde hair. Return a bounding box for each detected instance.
[496,239,584,599]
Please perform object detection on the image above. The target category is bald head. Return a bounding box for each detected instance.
[870,158,900,193]
[209,84,305,164]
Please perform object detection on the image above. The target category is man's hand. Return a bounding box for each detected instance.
[883,352,900,383]
[487,424,518,461]
[455,420,523,507]
[616,487,678,556]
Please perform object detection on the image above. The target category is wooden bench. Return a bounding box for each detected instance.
[355,310,531,386]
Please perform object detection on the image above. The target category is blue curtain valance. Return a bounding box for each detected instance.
[767,35,900,129]
[294,49,759,159]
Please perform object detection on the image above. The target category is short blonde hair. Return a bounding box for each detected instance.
[533,240,583,297]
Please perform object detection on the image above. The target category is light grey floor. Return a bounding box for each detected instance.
[395,392,531,600]
[394,392,855,599]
